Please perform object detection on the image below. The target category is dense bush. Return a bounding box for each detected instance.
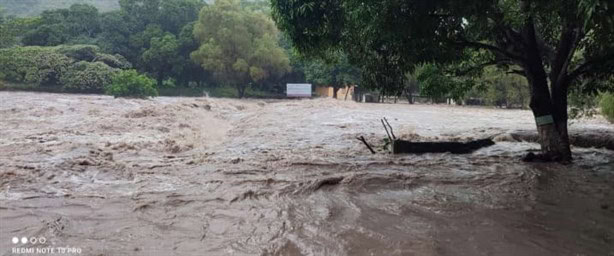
[56,45,132,69]
[600,93,614,123]
[0,46,73,85]
[484,75,529,108]
[96,53,132,69]
[61,61,119,92]
[57,44,100,61]
[104,70,158,98]
[0,45,132,92]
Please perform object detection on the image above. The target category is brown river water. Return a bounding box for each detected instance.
[0,92,613,256]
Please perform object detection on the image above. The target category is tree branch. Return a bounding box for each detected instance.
[357,136,376,154]
[456,40,526,63]
[568,53,614,80]
[550,22,584,88]
[453,59,513,76]
[507,69,527,76]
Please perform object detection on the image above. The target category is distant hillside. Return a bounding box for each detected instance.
[0,0,120,17]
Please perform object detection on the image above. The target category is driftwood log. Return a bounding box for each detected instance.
[391,138,495,154]
[357,118,496,154]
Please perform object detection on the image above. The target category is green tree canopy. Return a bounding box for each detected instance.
[272,0,614,161]
[303,52,360,98]
[21,4,101,46]
[1,13,42,48]
[191,0,290,98]
[141,33,181,84]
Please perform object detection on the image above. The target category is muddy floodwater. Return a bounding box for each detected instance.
[1,91,613,256]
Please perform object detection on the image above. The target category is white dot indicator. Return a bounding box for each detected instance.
[29,237,37,244]
[12,237,19,244]
[21,237,28,244]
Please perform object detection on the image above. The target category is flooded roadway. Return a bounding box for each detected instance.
[0,92,613,256]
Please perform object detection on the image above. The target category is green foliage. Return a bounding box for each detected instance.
[0,46,73,86]
[191,0,290,98]
[96,53,132,69]
[21,4,102,46]
[65,4,100,37]
[600,92,614,123]
[61,61,119,92]
[0,0,119,17]
[569,91,600,119]
[303,52,360,92]
[105,70,158,98]
[0,45,129,93]
[97,11,132,55]
[413,64,474,102]
[56,44,100,61]
[162,78,177,88]
[22,23,69,46]
[158,0,204,34]
[141,33,181,83]
[206,85,280,98]
[478,69,529,108]
[95,1,210,88]
[271,0,614,108]
[0,16,42,48]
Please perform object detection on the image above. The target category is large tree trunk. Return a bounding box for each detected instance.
[551,82,572,160]
[237,84,246,98]
[333,87,340,99]
[407,94,414,104]
[528,87,567,160]
[523,18,572,162]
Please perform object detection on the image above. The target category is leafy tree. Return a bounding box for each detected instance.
[141,34,181,85]
[485,74,529,109]
[0,14,15,47]
[402,73,420,104]
[118,0,161,31]
[303,52,360,98]
[240,0,270,13]
[158,0,205,34]
[105,70,158,98]
[272,0,614,161]
[96,53,132,69]
[97,0,208,87]
[176,22,209,87]
[22,24,68,46]
[129,24,165,53]
[0,46,73,86]
[21,4,101,46]
[65,4,100,37]
[413,64,474,103]
[117,0,203,34]
[0,5,5,24]
[0,0,119,17]
[600,92,614,123]
[56,44,100,61]
[1,45,130,91]
[97,11,134,59]
[61,61,119,92]
[191,0,290,98]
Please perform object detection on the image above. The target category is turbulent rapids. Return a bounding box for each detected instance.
[1,92,613,256]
